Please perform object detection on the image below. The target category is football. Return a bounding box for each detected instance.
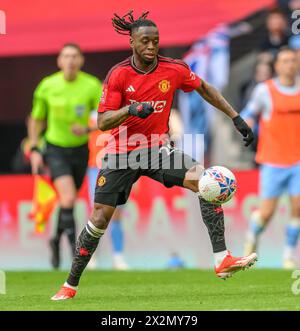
[198,166,237,204]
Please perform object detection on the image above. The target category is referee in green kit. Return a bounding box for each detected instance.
[28,43,102,269]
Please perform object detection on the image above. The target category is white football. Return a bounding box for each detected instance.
[198,166,237,205]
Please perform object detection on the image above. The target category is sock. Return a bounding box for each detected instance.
[67,220,105,287]
[214,250,228,267]
[198,196,227,253]
[57,207,76,255]
[246,210,265,245]
[55,207,74,239]
[110,220,124,253]
[64,282,78,291]
[283,218,300,260]
[53,208,66,242]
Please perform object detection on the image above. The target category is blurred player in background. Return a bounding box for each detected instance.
[28,43,101,269]
[242,47,300,269]
[52,10,257,300]
[87,111,129,270]
[260,8,290,55]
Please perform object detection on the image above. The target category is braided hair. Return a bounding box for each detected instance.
[112,10,157,36]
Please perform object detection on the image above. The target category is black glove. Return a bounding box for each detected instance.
[128,102,154,119]
[232,115,254,147]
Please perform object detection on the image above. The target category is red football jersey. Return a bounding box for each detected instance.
[98,55,201,153]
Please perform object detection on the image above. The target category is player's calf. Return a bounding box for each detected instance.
[66,220,105,287]
[185,165,258,278]
[51,220,105,300]
[51,205,114,300]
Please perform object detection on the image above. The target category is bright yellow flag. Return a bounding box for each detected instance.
[28,175,57,234]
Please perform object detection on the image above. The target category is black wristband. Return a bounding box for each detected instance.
[30,146,41,153]
[232,115,242,124]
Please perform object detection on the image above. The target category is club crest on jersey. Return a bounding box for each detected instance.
[97,176,106,187]
[158,80,171,93]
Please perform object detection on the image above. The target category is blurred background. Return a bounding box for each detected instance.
[0,0,299,270]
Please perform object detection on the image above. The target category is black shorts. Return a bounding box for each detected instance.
[43,142,89,189]
[94,145,198,207]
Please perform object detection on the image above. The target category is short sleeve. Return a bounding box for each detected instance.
[31,79,48,120]
[179,64,202,92]
[98,69,123,113]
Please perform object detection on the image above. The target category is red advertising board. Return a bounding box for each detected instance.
[0,171,294,269]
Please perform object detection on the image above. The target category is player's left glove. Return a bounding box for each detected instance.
[232,115,254,147]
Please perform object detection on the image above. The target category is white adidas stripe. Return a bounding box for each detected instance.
[126,85,135,92]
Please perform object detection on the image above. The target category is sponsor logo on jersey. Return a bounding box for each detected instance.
[129,99,167,113]
[158,80,171,93]
[97,175,106,186]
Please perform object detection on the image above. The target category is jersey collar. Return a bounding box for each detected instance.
[130,56,159,75]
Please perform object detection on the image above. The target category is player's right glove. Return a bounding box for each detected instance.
[232,115,254,147]
[128,102,154,119]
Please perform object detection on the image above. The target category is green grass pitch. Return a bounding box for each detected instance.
[0,269,299,310]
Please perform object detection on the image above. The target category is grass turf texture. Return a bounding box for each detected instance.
[0,269,299,310]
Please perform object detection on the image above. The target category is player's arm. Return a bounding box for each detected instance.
[196,79,237,118]
[28,116,46,174]
[196,79,254,147]
[98,103,154,131]
[28,116,46,148]
[98,101,155,131]
[97,106,130,131]
[240,83,266,128]
[28,81,47,174]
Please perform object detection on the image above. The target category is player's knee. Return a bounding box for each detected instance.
[90,204,113,230]
[59,194,76,208]
[183,165,204,193]
[183,179,199,193]
[260,209,274,223]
